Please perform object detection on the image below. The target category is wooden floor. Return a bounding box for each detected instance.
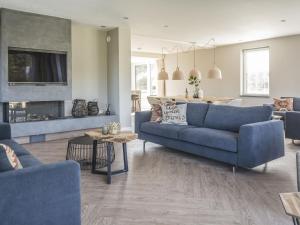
[24,139,300,225]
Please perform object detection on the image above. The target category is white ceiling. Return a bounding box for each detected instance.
[1,0,300,53]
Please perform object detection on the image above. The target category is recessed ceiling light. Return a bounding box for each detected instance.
[122,16,129,20]
[163,25,169,28]
[281,19,286,22]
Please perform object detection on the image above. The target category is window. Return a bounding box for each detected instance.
[131,57,158,110]
[241,47,270,96]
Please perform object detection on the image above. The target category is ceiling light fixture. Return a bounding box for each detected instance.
[172,47,184,80]
[158,48,169,96]
[106,35,111,43]
[207,38,222,80]
[189,45,201,79]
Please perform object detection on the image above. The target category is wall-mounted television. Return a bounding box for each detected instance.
[8,48,67,85]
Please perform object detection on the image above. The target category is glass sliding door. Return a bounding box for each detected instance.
[131,57,158,110]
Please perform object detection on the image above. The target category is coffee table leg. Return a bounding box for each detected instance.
[107,143,112,184]
[123,143,128,172]
[91,140,97,173]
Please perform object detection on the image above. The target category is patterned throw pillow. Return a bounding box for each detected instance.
[0,144,23,172]
[161,103,188,125]
[150,104,163,122]
[273,98,293,111]
[150,101,176,123]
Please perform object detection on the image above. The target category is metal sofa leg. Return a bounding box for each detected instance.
[263,163,268,172]
[143,140,147,152]
[232,166,236,174]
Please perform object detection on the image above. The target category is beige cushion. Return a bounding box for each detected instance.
[273,98,293,111]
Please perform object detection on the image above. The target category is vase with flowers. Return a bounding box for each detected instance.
[188,74,203,99]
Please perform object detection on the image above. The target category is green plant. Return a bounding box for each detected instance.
[188,74,201,98]
[188,74,200,87]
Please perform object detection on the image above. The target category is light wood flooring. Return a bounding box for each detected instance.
[24,139,300,225]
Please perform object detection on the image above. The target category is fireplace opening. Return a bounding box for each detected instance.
[4,101,65,123]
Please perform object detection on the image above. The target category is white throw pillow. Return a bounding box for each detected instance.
[161,103,187,125]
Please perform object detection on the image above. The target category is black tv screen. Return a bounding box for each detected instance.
[8,48,67,84]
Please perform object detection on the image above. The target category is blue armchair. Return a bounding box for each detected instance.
[285,98,300,144]
[0,123,81,225]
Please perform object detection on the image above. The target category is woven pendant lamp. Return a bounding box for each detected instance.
[172,48,184,80]
[158,48,169,96]
[208,39,222,80]
[189,46,201,79]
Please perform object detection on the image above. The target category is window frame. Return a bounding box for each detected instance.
[240,47,270,97]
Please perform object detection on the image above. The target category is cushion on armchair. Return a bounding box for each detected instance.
[0,144,23,172]
[273,98,293,111]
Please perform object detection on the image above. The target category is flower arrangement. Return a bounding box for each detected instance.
[108,122,121,135]
[188,74,201,98]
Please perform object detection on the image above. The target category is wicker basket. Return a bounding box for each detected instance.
[72,99,88,117]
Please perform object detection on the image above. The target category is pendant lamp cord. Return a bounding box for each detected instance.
[176,47,179,69]
[212,38,216,66]
[162,48,164,69]
[193,46,196,69]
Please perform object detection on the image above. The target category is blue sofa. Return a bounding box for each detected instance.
[135,103,285,169]
[0,123,81,225]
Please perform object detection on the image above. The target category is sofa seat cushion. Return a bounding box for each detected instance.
[0,139,30,156]
[140,122,194,139]
[18,155,42,168]
[178,128,238,152]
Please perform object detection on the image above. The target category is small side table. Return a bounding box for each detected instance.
[280,192,300,225]
[66,136,115,170]
[85,131,137,184]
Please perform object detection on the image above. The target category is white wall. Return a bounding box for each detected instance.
[71,23,108,104]
[118,27,132,128]
[107,27,132,128]
[164,35,300,106]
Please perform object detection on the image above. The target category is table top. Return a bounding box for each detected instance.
[85,130,137,143]
[147,95,235,104]
[280,192,300,218]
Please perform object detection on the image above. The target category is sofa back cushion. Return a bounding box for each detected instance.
[186,103,209,127]
[204,104,273,132]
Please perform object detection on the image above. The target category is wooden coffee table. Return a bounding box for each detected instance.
[85,131,137,184]
[280,192,300,225]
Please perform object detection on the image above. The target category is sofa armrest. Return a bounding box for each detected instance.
[0,123,11,140]
[135,111,151,134]
[238,120,284,168]
[0,161,81,225]
[285,111,300,139]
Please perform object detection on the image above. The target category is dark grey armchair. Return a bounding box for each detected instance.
[285,98,300,145]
